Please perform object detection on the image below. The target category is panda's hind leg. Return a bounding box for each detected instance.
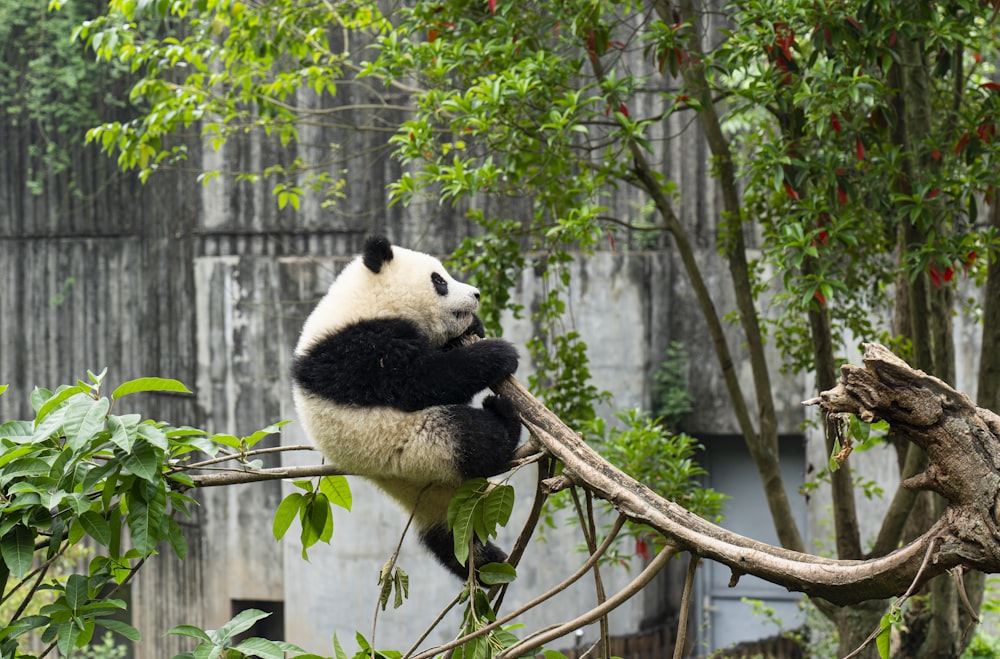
[420,523,508,581]
[445,398,521,480]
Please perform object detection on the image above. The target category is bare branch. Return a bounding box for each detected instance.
[488,342,1000,606]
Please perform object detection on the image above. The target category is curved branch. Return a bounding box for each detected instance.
[490,343,1000,606]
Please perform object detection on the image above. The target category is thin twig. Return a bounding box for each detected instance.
[180,445,317,471]
[496,541,678,659]
[488,455,554,612]
[407,516,628,659]
[843,537,941,659]
[372,488,425,659]
[570,488,610,659]
[187,463,345,487]
[672,552,699,659]
[402,593,464,659]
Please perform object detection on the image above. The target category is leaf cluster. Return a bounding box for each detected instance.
[718,0,1000,370]
[0,0,131,194]
[0,372,289,658]
[272,476,352,561]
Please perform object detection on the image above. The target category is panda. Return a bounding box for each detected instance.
[290,235,523,579]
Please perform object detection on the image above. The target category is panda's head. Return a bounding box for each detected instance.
[298,236,481,352]
[361,236,481,344]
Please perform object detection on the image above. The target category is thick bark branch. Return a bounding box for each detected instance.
[492,343,1000,606]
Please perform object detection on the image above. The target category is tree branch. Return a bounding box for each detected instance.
[490,343,1000,606]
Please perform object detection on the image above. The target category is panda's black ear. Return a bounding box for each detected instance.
[363,235,394,273]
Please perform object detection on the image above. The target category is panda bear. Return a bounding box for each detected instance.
[290,235,523,579]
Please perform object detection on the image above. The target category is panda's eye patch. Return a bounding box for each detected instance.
[431,272,449,296]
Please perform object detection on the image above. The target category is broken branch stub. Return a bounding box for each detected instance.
[814,342,1000,572]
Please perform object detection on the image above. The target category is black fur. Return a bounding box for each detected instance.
[291,317,518,412]
[363,235,394,273]
[420,523,509,581]
[442,396,522,479]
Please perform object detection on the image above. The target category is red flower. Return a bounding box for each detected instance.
[837,186,847,204]
[956,132,971,155]
[831,113,841,132]
[487,0,496,14]
[855,136,865,161]
[783,182,800,200]
[929,265,942,288]
[635,537,650,561]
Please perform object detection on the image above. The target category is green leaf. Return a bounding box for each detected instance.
[318,475,352,511]
[448,479,490,566]
[0,615,49,642]
[127,481,167,555]
[217,609,271,642]
[56,619,81,657]
[108,414,141,453]
[98,618,141,642]
[484,484,515,535]
[166,516,188,559]
[272,492,303,540]
[31,406,67,443]
[167,625,213,642]
[63,397,111,452]
[0,420,33,444]
[111,377,192,400]
[243,420,291,448]
[138,422,169,451]
[876,612,892,658]
[232,637,285,659]
[0,384,7,396]
[122,438,163,483]
[65,574,89,611]
[477,562,516,585]
[1,524,35,579]
[333,634,349,659]
[34,385,87,429]
[393,567,409,609]
[0,445,36,469]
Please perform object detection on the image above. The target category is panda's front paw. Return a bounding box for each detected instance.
[476,339,519,380]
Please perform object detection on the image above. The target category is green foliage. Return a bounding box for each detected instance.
[0,0,130,194]
[586,410,727,524]
[73,0,360,198]
[718,0,1000,371]
[169,609,309,659]
[652,342,694,431]
[447,479,515,570]
[74,631,128,659]
[0,372,291,658]
[452,589,530,659]
[272,476,352,560]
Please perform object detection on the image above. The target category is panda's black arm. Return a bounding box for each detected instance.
[292,318,518,411]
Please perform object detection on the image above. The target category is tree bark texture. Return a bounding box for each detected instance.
[495,341,1000,607]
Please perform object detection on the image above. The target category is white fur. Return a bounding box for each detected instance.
[294,245,479,355]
